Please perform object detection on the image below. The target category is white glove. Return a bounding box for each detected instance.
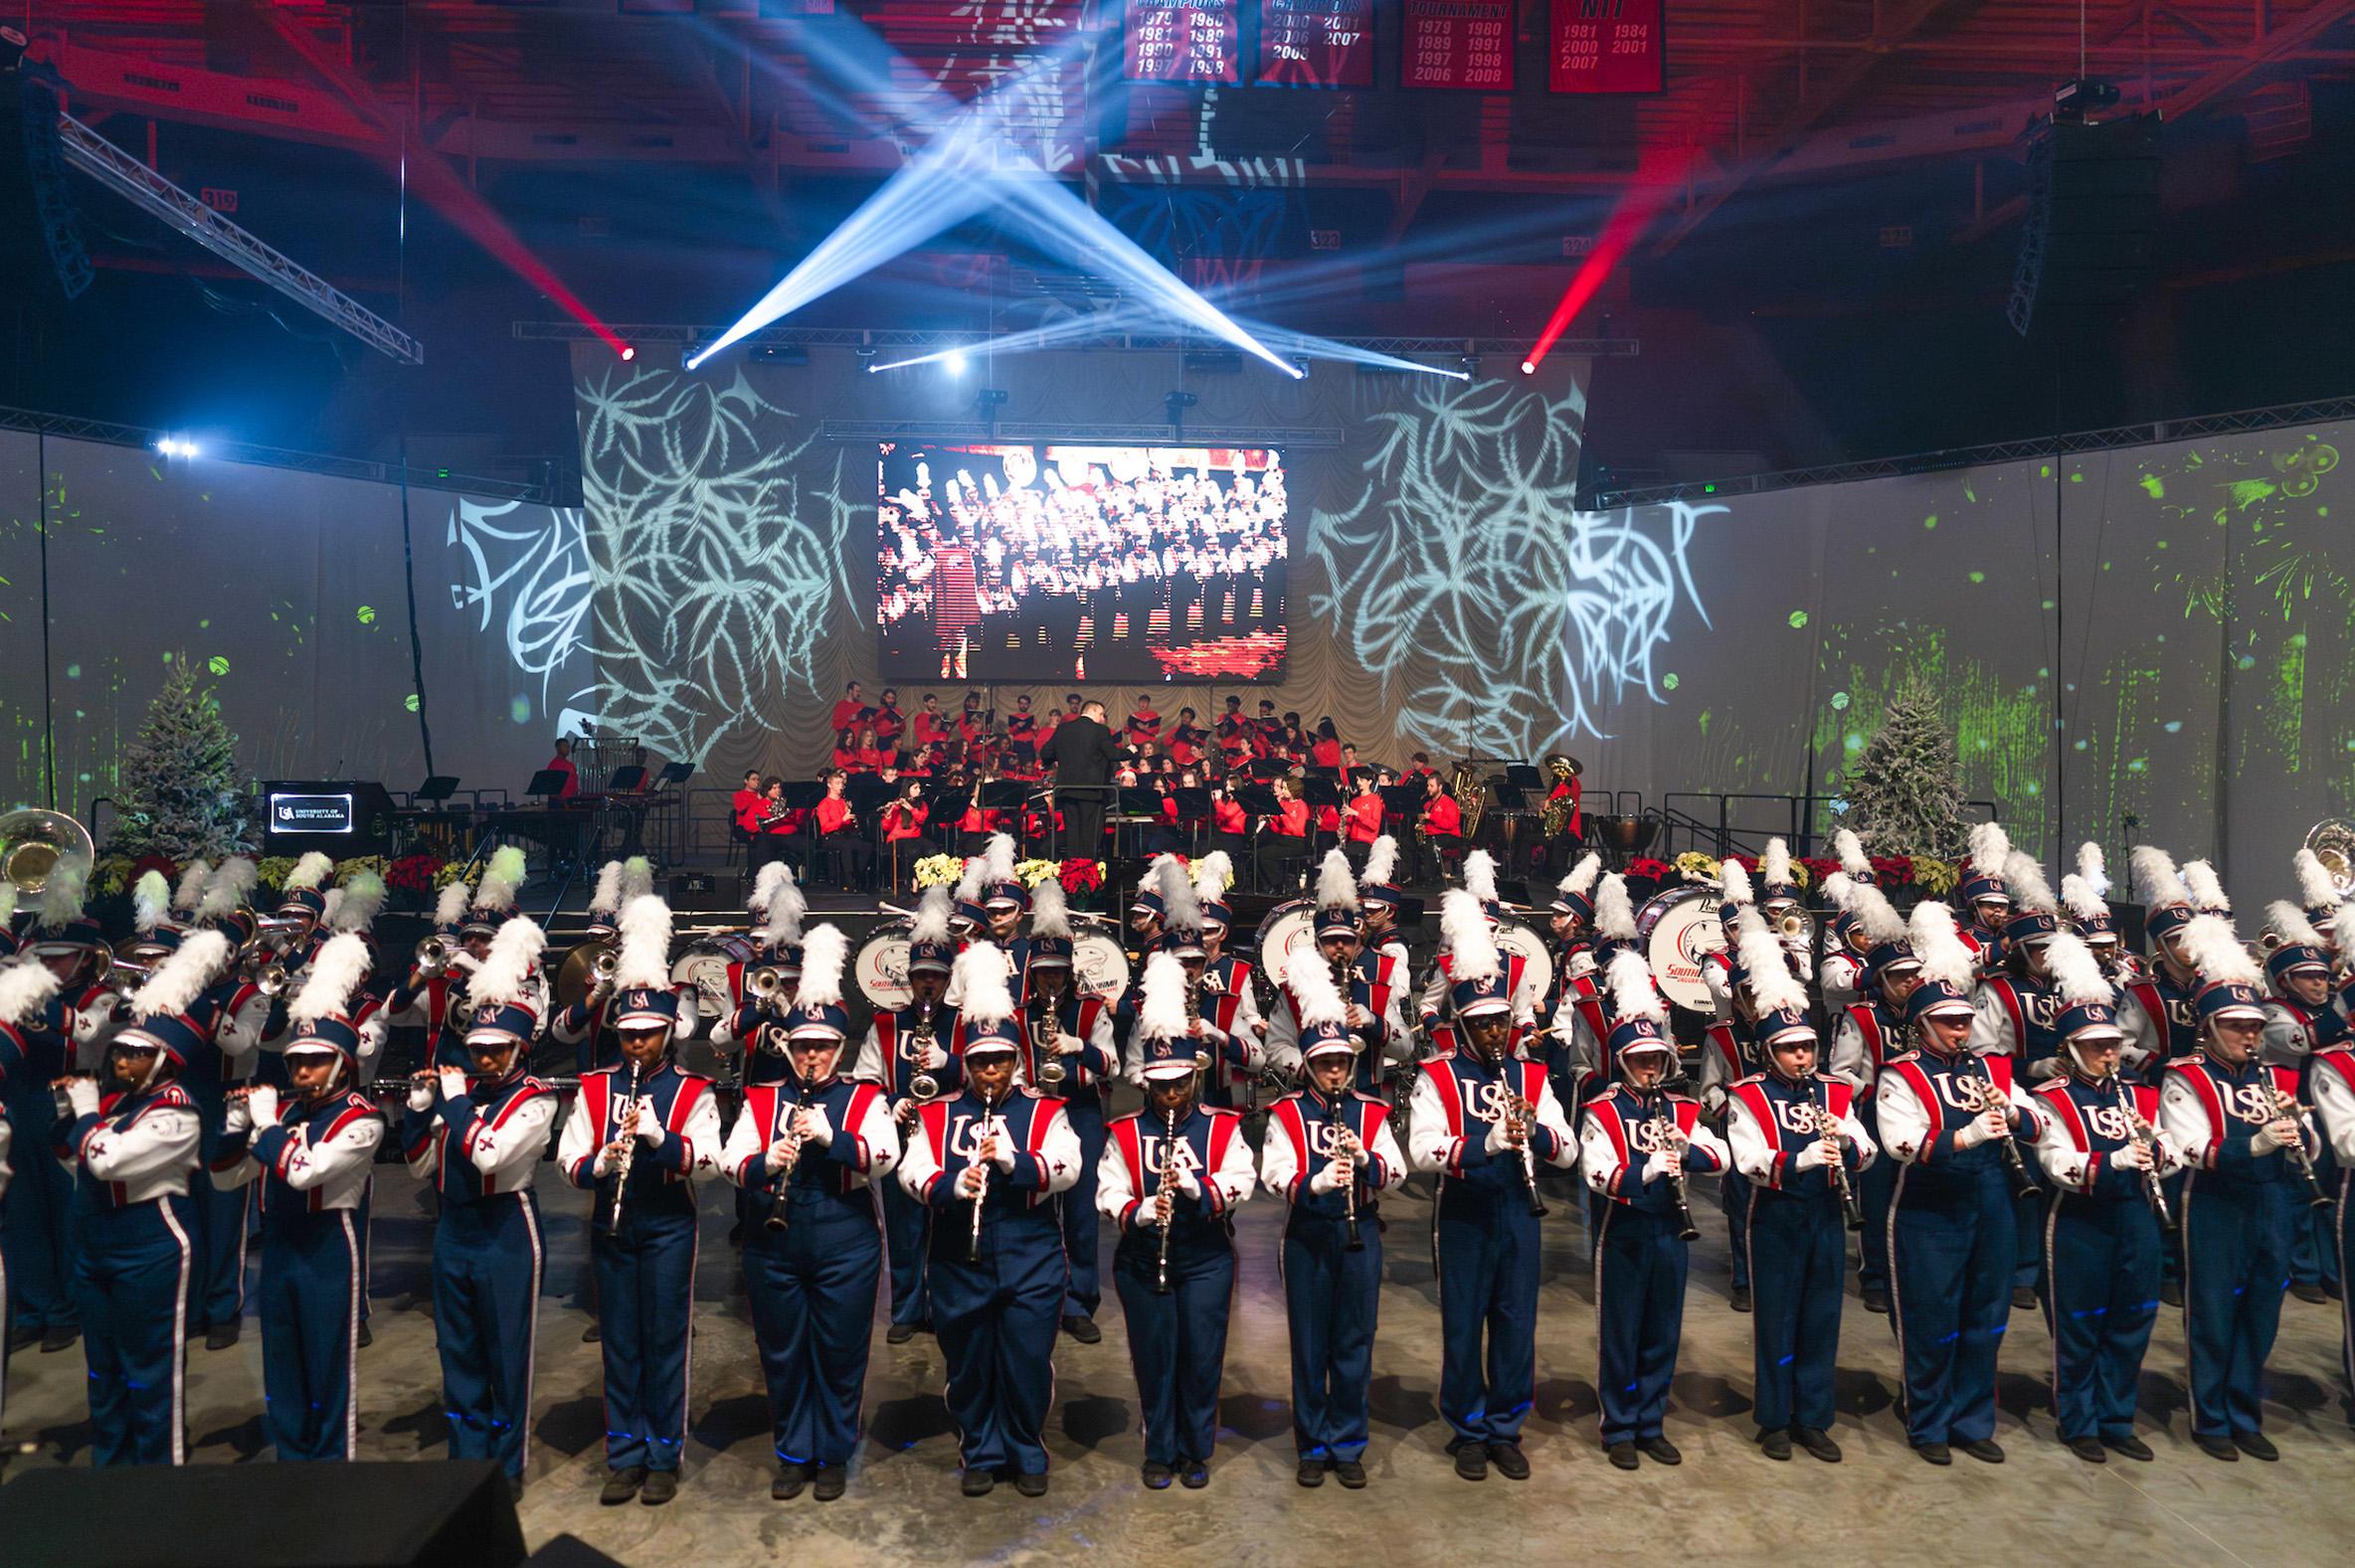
[990,1133,1016,1172]
[917,1041,947,1071]
[1054,1033,1084,1056]
[593,1144,617,1178]
[634,1104,665,1147]
[2252,1119,2300,1155]
[437,1067,468,1101]
[764,1137,798,1173]
[1170,1162,1202,1200]
[2113,1138,2152,1171]
[1484,1114,1524,1156]
[246,1086,280,1128]
[1792,1139,1827,1171]
[223,1097,253,1135]
[407,1079,435,1113]
[65,1078,99,1119]
[1643,1149,1683,1183]
[793,1107,831,1145]
[2027,1056,2064,1082]
[1953,1108,2008,1149]
[1309,1157,1349,1196]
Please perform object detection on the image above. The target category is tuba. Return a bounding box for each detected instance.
[2302,819,2355,902]
[1449,760,1489,840]
[0,807,93,898]
[1540,755,1581,838]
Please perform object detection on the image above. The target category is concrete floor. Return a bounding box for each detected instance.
[7,1166,2354,1567]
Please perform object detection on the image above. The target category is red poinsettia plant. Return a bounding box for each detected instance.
[1057,858,1105,894]
[1798,857,1840,884]
[1869,854,1914,886]
[387,854,448,894]
[1625,857,1673,883]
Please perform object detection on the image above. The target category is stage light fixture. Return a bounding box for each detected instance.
[1520,361,1537,376]
[620,345,636,362]
[944,349,969,377]
[155,437,200,458]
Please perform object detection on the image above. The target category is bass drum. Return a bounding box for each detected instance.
[671,934,758,1021]
[855,917,916,1011]
[1492,918,1553,1013]
[1071,917,1132,1003]
[1252,900,1317,988]
[1636,885,1724,1012]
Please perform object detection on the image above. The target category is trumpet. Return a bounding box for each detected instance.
[591,950,621,987]
[415,936,452,973]
[250,960,291,997]
[747,963,786,1001]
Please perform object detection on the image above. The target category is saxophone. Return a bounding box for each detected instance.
[1030,990,1067,1090]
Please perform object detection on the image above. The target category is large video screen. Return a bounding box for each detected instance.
[877,441,1288,683]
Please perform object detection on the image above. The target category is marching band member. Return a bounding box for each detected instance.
[1267,852,1410,1096]
[1101,952,1255,1489]
[2160,915,2318,1463]
[2030,932,2181,1464]
[1583,954,1730,1469]
[1877,900,2041,1465]
[0,1108,10,1435]
[552,857,660,1074]
[1755,839,1812,987]
[1701,858,1753,1022]
[1968,850,2069,1306]
[854,886,961,1344]
[1724,951,1874,1464]
[1193,853,1270,1106]
[10,865,112,1354]
[722,925,900,1502]
[1959,823,2014,972]
[1261,950,1404,1487]
[1538,855,1605,1098]
[2305,955,2355,1410]
[1127,862,1265,1104]
[2122,847,2203,1081]
[214,934,384,1463]
[1826,877,1918,1314]
[559,895,723,1505]
[1014,881,1118,1343]
[1816,830,1876,1013]
[717,867,808,1092]
[1409,891,1576,1481]
[1416,852,1541,1059]
[1358,836,1411,966]
[898,946,1080,1497]
[0,962,62,1367]
[1555,873,1641,1095]
[381,881,478,1074]
[1703,911,1793,1314]
[2260,898,2347,1303]
[57,980,205,1466]
[402,915,557,1494]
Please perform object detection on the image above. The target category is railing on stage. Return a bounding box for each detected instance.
[1654,791,1998,863]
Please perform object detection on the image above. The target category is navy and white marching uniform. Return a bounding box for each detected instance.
[2260,910,2347,1300]
[1013,887,1118,1338]
[2306,1038,2355,1408]
[7,878,112,1353]
[57,1030,204,1466]
[402,923,558,1486]
[2158,915,2320,1461]
[720,924,899,1501]
[1877,901,2042,1463]
[2120,850,2204,1082]
[852,893,961,1339]
[1101,961,1255,1488]
[2029,932,2184,1462]
[1824,880,1917,1312]
[1967,868,2068,1298]
[1407,891,1575,1480]
[898,946,1080,1495]
[213,933,385,1463]
[1259,958,1404,1484]
[1580,953,1730,1467]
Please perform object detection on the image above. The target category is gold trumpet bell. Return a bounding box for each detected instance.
[2304,819,2355,899]
[553,940,617,1012]
[0,807,94,897]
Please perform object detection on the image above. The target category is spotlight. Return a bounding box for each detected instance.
[155,437,200,458]
[1520,361,1536,376]
[944,349,968,377]
[620,345,635,362]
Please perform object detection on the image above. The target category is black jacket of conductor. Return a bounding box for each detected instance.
[1041,714,1121,855]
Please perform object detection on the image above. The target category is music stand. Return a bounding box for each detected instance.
[781,782,824,810]
[417,776,459,805]
[1247,758,1288,781]
[525,770,570,802]
[979,781,1027,811]
[656,762,693,787]
[607,765,648,794]
[1174,786,1211,817]
[1378,784,1423,818]
[1300,775,1343,810]
[1505,763,1542,789]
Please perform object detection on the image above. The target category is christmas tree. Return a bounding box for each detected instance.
[108,659,256,863]
[1840,680,1968,858]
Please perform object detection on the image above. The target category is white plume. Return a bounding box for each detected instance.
[1284,946,1349,1032]
[1606,949,1667,1026]
[289,933,372,1026]
[1438,890,1501,986]
[591,860,628,918]
[953,943,1015,1027]
[283,852,334,894]
[172,859,213,914]
[1361,835,1399,888]
[2060,873,2109,924]
[2130,846,2187,909]
[955,854,987,905]
[1595,874,1638,942]
[1559,852,1601,902]
[2295,849,2340,912]
[613,895,674,991]
[911,883,954,947]
[2003,850,2059,916]
[132,871,172,935]
[1967,821,2012,879]
[35,863,88,929]
[128,930,231,1021]
[797,924,848,1011]
[2334,903,2355,958]
[1159,853,1202,933]
[760,866,808,949]
[2266,899,2325,954]
[982,832,1017,889]
[473,846,527,913]
[199,858,258,924]
[1462,849,1499,905]
[1821,872,1857,913]
[2181,859,2230,916]
[432,881,471,929]
[0,962,62,1030]
[1316,848,1359,912]
[1907,901,1976,995]
[1762,837,1794,890]
[1192,851,1233,902]
[1835,828,1871,880]
[621,857,654,903]
[1735,909,1809,1015]
[2076,841,2111,898]
[1848,880,1908,946]
[1136,853,1180,907]
[1028,879,1071,941]
[320,889,344,929]
[2045,931,2114,1011]
[467,918,547,1011]
[332,871,387,934]
[1139,951,1190,1041]
[1720,857,1754,907]
[747,859,789,918]
[2182,913,2260,988]
[0,885,14,931]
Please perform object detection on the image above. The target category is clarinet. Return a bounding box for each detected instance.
[2111,1077,2174,1229]
[2252,1067,2332,1210]
[1646,1088,1699,1241]
[1328,1091,1364,1254]
[1155,1105,1181,1294]
[1813,1080,1865,1232]
[1964,1060,2041,1201]
[1501,1066,1548,1218]
[608,1060,643,1237]
[967,1084,1002,1266]
[764,1079,816,1234]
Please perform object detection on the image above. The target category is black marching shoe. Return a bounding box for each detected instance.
[2011,1286,2040,1310]
[583,1322,603,1343]
[356,1322,373,1349]
[814,1466,848,1500]
[1139,1463,1171,1491]
[1757,1430,1793,1462]
[2289,1282,2329,1305]
[1792,1427,1843,1463]
[2066,1436,2107,1464]
[1452,1444,1488,1481]
[886,1323,919,1345]
[205,1322,242,1351]
[772,1464,810,1500]
[1861,1285,1891,1315]
[1637,1437,1682,1466]
[1729,1286,1752,1314]
[1487,1442,1530,1480]
[2160,1281,2183,1307]
[2104,1434,2155,1462]
[6,1322,40,1351]
[508,1476,526,1503]
[40,1324,79,1353]
[1061,1314,1102,1344]
[599,1467,646,1505]
[1013,1472,1047,1497]
[964,1469,997,1496]
[1178,1462,1209,1489]
[1297,1459,1327,1487]
[639,1471,678,1506]
[1912,1442,1952,1467]
[1333,1459,1367,1489]
[1605,1443,1639,1472]
[2233,1430,2279,1462]
[1956,1439,2004,1465]
[2193,1433,2240,1462]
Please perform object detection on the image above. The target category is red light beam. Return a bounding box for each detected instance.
[1522,146,1695,376]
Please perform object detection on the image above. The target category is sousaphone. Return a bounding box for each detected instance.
[0,807,93,898]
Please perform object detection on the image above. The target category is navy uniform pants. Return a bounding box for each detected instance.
[2290,1143,2341,1291]
[1433,1185,1540,1449]
[1889,1164,2011,1447]
[1113,1234,1235,1468]
[2181,1174,2293,1440]
[1855,1097,1895,1295]
[745,1190,882,1469]
[2043,1193,2161,1442]
[1595,1201,1688,1445]
[591,1207,699,1473]
[1281,1211,1381,1462]
[2011,1139,2046,1293]
[260,1211,363,1461]
[881,1174,933,1329]
[1059,1093,1107,1320]
[1746,1189,1844,1434]
[191,1169,251,1335]
[930,1213,1063,1477]
[74,1197,194,1467]
[1720,1168,1750,1293]
[3,1125,77,1333]
[434,1193,543,1479]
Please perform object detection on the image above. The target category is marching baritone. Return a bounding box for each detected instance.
[1876,901,2043,1465]
[897,945,1080,1497]
[1099,952,1256,1489]
[1582,953,1731,1470]
[1260,949,1405,1487]
[852,885,961,1344]
[558,896,724,1505]
[2159,915,2320,1463]
[401,916,559,1494]
[214,934,385,1463]
[1014,880,1120,1343]
[1408,892,1576,1482]
[2029,932,2183,1464]
[720,925,900,1501]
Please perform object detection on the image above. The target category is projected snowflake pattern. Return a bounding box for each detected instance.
[1306,378,1712,756]
[575,367,857,764]
[446,497,596,727]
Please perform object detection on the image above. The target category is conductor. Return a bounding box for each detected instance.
[1040,699,1120,861]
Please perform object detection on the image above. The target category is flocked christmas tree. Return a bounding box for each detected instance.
[1839,679,1968,858]
[107,659,256,862]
